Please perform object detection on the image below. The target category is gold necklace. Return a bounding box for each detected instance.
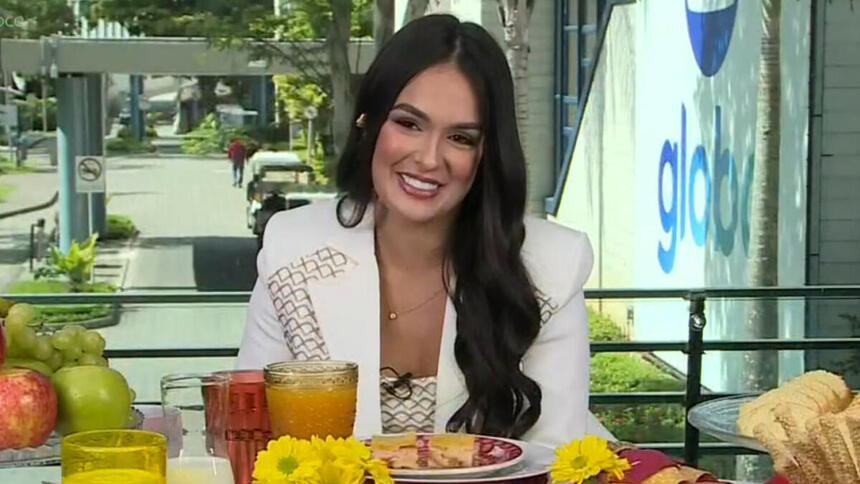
[385,287,445,320]
[384,286,445,320]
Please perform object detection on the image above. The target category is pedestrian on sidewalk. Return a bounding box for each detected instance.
[227,137,247,188]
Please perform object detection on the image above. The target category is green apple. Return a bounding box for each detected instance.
[52,365,131,435]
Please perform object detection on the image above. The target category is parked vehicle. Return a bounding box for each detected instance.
[245,151,335,249]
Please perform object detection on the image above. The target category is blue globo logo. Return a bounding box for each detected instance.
[657,104,754,274]
[685,0,738,77]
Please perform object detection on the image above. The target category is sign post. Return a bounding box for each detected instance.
[304,105,318,163]
[75,156,106,236]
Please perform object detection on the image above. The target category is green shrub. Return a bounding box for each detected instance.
[106,136,155,154]
[8,280,115,294]
[181,114,239,154]
[589,308,626,342]
[7,279,116,327]
[587,310,687,444]
[39,304,113,325]
[101,214,137,241]
[147,111,169,125]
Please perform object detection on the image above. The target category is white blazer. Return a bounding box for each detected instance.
[237,199,612,447]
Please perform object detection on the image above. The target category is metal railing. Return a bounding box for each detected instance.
[5,285,860,466]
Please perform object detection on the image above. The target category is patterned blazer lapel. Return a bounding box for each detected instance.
[305,217,383,437]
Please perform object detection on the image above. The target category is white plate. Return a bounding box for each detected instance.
[382,440,553,483]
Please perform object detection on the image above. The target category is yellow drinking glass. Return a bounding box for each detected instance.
[61,429,166,484]
[264,361,358,439]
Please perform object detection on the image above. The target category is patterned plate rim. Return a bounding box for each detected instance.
[366,433,526,478]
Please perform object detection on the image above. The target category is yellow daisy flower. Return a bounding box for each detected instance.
[601,453,631,481]
[311,435,393,484]
[364,457,394,484]
[253,436,322,484]
[550,435,623,484]
[318,461,365,484]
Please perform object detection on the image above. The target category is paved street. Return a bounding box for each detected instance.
[102,154,256,400]
[107,154,257,291]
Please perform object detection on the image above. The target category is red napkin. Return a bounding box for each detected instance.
[764,475,791,484]
[609,449,725,483]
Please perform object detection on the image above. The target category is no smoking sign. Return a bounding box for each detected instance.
[75,156,106,193]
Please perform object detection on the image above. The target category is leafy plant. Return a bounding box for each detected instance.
[48,234,98,291]
[106,136,155,154]
[101,214,138,241]
[33,265,66,281]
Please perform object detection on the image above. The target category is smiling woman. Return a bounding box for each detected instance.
[237,14,609,447]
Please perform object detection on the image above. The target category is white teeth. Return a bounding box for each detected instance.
[400,174,439,191]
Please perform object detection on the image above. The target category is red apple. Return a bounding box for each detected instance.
[0,368,58,449]
[0,320,6,366]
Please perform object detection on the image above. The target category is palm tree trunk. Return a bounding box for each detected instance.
[374,0,395,54]
[738,0,781,479]
[402,0,429,24]
[328,0,354,175]
[498,0,534,152]
[746,0,781,395]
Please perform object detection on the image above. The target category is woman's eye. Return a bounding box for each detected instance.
[450,134,476,146]
[395,118,419,130]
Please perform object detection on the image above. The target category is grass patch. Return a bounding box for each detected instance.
[0,157,36,174]
[101,214,138,241]
[0,183,16,202]
[39,304,113,325]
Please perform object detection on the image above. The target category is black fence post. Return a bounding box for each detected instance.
[684,295,706,466]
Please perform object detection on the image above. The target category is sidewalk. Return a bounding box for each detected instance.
[0,154,58,215]
[0,154,59,291]
[0,154,138,292]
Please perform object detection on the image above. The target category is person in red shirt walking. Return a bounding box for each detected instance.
[227,137,248,188]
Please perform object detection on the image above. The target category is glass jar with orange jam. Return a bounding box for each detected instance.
[263,361,358,439]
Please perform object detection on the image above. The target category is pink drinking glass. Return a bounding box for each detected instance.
[205,370,271,484]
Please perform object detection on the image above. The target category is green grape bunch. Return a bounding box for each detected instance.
[2,302,109,376]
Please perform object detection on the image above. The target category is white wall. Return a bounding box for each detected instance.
[555,0,811,391]
[553,3,638,325]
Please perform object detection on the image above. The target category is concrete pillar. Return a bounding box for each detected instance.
[129,74,145,139]
[57,73,105,253]
[251,75,272,126]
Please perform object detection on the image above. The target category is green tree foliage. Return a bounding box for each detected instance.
[0,0,76,39]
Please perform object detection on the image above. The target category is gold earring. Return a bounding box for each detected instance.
[355,113,367,128]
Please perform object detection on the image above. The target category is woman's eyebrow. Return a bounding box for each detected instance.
[391,102,429,121]
[391,102,481,131]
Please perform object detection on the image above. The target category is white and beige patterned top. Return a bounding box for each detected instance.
[379,376,437,434]
[237,200,613,444]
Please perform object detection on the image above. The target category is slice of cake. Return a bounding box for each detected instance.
[370,432,420,469]
[428,433,476,468]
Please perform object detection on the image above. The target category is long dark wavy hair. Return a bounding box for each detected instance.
[335,14,542,438]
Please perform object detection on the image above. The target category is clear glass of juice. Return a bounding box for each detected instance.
[61,429,167,484]
[264,360,358,439]
[161,373,234,484]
